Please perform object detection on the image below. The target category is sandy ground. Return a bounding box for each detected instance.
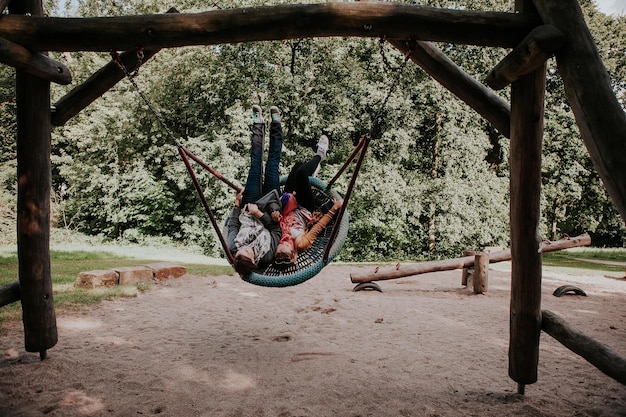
[1,263,626,417]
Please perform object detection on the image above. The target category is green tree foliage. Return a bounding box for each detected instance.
[0,62,16,243]
[1,0,624,256]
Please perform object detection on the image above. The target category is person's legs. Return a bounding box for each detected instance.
[262,106,283,196]
[283,162,303,195]
[283,158,317,211]
[242,106,265,204]
[296,155,322,177]
[291,155,321,212]
[284,134,327,211]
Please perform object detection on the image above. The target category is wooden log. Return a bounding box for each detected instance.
[51,7,179,126]
[350,233,590,283]
[532,0,626,223]
[508,17,546,385]
[11,0,58,356]
[52,48,157,125]
[461,249,475,286]
[0,37,71,84]
[0,4,541,52]
[473,252,489,294]
[353,256,476,283]
[0,281,20,308]
[486,25,565,90]
[542,310,626,385]
[390,39,511,138]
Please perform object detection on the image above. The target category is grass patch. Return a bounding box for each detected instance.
[543,248,626,273]
[0,250,233,329]
[559,247,626,262]
[185,264,233,277]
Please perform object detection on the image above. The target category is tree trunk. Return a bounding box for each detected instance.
[428,113,442,253]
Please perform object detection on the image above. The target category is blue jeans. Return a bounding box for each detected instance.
[242,121,283,204]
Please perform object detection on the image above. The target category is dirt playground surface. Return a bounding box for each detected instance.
[1,264,625,416]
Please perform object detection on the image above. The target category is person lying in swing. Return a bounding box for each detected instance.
[274,135,344,268]
[226,105,284,277]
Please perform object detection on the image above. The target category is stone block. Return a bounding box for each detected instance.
[114,266,154,286]
[76,269,118,289]
[144,263,187,281]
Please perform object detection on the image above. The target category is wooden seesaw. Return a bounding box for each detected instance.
[350,233,591,293]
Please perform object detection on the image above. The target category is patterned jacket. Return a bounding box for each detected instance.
[226,189,282,267]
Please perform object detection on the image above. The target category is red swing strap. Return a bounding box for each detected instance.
[322,37,414,262]
[323,134,370,263]
[178,147,241,265]
[179,145,242,193]
[111,49,241,265]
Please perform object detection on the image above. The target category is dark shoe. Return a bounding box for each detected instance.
[252,105,264,124]
[270,106,281,123]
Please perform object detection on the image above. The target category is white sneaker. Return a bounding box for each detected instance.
[316,135,329,160]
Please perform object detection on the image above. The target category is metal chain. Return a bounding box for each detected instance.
[371,38,414,139]
[379,36,405,72]
[135,47,144,70]
[110,50,182,148]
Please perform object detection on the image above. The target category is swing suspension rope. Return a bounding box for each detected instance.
[323,37,413,262]
[371,36,414,139]
[110,48,348,284]
[111,49,182,148]
[110,38,413,286]
[110,49,240,265]
[324,36,415,262]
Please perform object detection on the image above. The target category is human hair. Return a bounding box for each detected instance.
[233,252,257,276]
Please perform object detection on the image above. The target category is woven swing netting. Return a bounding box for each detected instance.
[236,176,349,287]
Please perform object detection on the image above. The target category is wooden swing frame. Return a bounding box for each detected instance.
[2,0,625,394]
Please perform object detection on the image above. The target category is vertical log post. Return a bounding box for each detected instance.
[508,0,546,393]
[10,0,58,359]
[461,249,475,286]
[472,252,489,294]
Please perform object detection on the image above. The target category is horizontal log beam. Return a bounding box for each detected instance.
[532,0,626,223]
[350,233,591,283]
[0,4,541,52]
[51,8,178,126]
[542,310,626,385]
[0,281,20,308]
[0,37,71,84]
[392,39,511,138]
[51,48,158,126]
[486,25,565,90]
